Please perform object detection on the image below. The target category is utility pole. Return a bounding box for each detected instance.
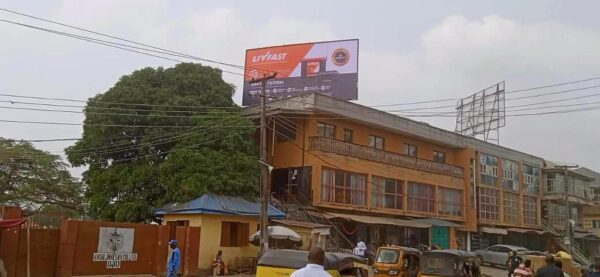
[556,164,579,257]
[250,73,276,257]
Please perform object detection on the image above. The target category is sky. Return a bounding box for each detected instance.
[1,0,600,177]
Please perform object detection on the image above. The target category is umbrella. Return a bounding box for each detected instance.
[249,226,303,248]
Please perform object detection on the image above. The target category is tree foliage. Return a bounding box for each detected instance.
[0,138,83,213]
[66,63,258,222]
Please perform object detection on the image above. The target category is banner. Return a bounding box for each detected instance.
[242,39,359,106]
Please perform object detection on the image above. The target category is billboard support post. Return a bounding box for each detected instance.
[250,73,277,257]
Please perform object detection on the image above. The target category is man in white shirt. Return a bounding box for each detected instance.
[290,246,331,277]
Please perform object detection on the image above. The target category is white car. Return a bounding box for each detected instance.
[474,244,529,268]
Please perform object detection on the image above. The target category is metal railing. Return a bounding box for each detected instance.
[308,137,464,178]
[542,219,591,265]
[545,179,594,201]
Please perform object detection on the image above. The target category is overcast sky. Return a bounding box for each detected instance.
[1,0,600,177]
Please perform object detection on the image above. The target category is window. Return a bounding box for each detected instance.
[343,129,354,143]
[404,143,417,157]
[321,168,366,206]
[439,187,463,216]
[220,221,250,247]
[502,160,519,191]
[433,151,446,163]
[480,154,498,186]
[369,135,384,149]
[593,220,600,229]
[503,192,519,224]
[523,196,537,225]
[407,182,435,213]
[523,164,541,194]
[371,176,403,210]
[317,122,335,138]
[275,120,296,142]
[478,187,500,222]
[547,203,568,227]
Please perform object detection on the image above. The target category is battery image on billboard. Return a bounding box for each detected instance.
[242,39,359,106]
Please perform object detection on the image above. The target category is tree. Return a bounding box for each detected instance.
[66,63,259,222]
[0,138,83,213]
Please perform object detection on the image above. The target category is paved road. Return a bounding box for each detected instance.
[482,265,508,277]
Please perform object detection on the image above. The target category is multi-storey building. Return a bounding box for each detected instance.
[244,93,596,262]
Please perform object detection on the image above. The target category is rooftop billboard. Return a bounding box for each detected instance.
[242,39,359,106]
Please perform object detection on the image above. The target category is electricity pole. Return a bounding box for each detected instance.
[556,164,579,257]
[250,73,276,257]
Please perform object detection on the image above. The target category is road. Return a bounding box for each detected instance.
[482,265,508,277]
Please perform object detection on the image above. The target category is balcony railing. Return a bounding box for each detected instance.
[545,179,594,201]
[308,136,464,178]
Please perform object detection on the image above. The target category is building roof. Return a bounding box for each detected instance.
[575,167,600,188]
[154,193,285,218]
[242,93,545,166]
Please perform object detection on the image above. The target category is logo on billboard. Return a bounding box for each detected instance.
[332,48,350,66]
[251,51,288,63]
[93,227,138,269]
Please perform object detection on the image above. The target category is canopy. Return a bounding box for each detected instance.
[507,227,546,235]
[0,218,26,228]
[327,213,431,228]
[480,226,508,235]
[250,226,302,247]
[410,218,461,228]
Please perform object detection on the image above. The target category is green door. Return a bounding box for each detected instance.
[431,226,449,249]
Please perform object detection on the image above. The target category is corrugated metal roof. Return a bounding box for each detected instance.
[154,193,285,218]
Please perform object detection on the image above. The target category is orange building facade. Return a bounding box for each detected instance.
[245,93,548,252]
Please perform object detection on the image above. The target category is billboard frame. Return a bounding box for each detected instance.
[455,82,506,144]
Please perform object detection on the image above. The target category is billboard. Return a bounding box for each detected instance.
[242,39,359,106]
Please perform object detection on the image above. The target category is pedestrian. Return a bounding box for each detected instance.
[507,250,524,277]
[166,240,180,277]
[534,254,562,277]
[212,249,229,276]
[290,246,331,277]
[590,264,600,277]
[514,259,534,277]
[555,260,569,277]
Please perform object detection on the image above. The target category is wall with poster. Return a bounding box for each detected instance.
[242,39,359,106]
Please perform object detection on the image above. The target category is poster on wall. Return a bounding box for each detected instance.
[242,39,359,106]
[92,227,138,269]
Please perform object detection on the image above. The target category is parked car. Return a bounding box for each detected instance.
[474,244,529,268]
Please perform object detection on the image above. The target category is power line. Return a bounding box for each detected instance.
[0,92,241,109]
[371,75,600,108]
[0,100,238,114]
[0,118,253,128]
[383,84,600,113]
[65,117,247,155]
[0,7,277,75]
[0,105,242,119]
[0,19,248,76]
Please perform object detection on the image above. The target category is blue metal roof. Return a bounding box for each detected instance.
[154,193,285,219]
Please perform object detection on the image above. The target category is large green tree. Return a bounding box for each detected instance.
[66,63,258,222]
[0,138,83,213]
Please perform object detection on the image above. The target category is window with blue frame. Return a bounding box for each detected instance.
[523,164,541,194]
[480,153,498,186]
[502,159,519,191]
